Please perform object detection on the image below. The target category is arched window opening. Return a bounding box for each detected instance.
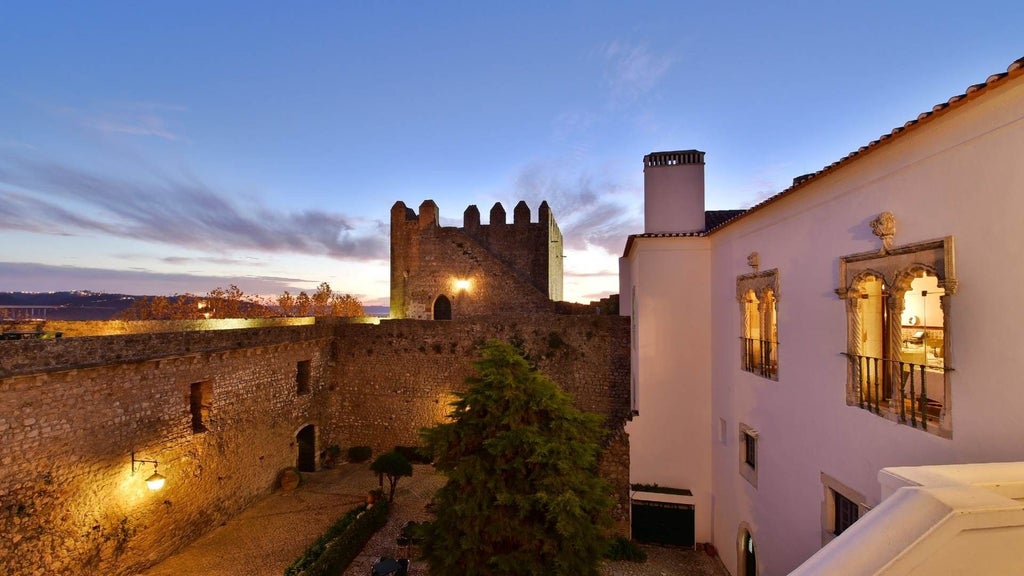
[739,529,757,576]
[838,233,955,436]
[737,278,778,380]
[844,268,949,433]
[433,294,452,321]
[742,290,761,374]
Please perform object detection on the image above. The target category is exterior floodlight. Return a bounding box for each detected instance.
[144,470,166,491]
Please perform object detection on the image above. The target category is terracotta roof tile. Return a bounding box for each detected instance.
[621,209,748,255]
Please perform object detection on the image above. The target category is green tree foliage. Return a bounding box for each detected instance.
[117,285,276,320]
[312,282,332,316]
[295,291,312,316]
[277,291,296,316]
[369,451,413,502]
[282,283,365,317]
[420,340,613,576]
[329,292,365,317]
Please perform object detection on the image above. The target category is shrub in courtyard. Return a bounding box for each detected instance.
[605,536,647,562]
[320,444,342,468]
[347,445,372,463]
[370,451,413,502]
[420,340,613,576]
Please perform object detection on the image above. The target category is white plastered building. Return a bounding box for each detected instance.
[621,57,1024,575]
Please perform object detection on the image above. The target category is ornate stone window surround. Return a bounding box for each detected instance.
[836,225,956,438]
[737,260,779,381]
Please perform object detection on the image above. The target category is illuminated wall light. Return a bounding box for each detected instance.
[455,279,471,292]
[131,451,166,491]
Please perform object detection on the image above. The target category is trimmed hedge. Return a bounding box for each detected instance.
[347,445,373,463]
[393,445,433,465]
[284,498,390,576]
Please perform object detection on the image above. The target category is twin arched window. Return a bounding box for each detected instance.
[837,237,955,437]
[737,269,779,380]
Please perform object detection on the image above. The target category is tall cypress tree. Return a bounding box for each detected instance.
[420,340,613,576]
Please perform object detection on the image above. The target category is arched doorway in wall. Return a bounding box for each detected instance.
[296,425,316,472]
[738,526,757,576]
[433,295,452,320]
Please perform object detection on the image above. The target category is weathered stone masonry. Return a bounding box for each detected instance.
[0,315,629,575]
[0,324,334,576]
[390,199,564,320]
[327,315,632,522]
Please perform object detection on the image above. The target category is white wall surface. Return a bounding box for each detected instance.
[705,77,1024,575]
[624,236,714,542]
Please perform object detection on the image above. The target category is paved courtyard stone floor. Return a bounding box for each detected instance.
[142,464,729,576]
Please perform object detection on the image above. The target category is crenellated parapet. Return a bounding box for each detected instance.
[390,199,563,319]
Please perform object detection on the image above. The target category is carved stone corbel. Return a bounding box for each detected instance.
[870,212,896,254]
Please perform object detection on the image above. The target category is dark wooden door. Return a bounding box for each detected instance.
[631,501,695,547]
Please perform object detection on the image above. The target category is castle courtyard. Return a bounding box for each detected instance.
[142,463,728,576]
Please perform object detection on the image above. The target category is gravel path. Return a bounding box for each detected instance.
[142,463,729,576]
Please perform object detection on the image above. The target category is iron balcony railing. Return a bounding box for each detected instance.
[842,353,951,431]
[741,337,778,380]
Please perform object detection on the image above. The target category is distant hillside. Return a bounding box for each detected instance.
[0,291,138,320]
[1,292,389,321]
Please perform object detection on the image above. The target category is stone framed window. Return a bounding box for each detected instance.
[836,215,955,438]
[737,261,779,380]
[739,423,758,488]
[296,360,312,395]
[820,472,869,545]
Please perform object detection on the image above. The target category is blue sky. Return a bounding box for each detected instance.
[1,2,1020,305]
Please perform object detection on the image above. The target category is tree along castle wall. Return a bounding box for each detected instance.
[0,315,629,575]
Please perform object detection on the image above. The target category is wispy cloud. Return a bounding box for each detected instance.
[83,115,181,141]
[0,139,38,151]
[0,261,311,296]
[52,101,187,141]
[564,269,618,278]
[159,255,264,266]
[512,161,640,255]
[603,41,673,103]
[0,157,389,261]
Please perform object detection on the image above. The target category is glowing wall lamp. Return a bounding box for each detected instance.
[455,279,471,292]
[131,451,166,491]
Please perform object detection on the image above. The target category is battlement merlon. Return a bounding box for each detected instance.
[392,199,559,232]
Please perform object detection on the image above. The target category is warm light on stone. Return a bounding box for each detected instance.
[145,471,166,491]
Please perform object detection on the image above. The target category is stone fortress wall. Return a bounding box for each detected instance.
[0,324,335,576]
[1,197,625,575]
[0,314,629,576]
[390,200,564,319]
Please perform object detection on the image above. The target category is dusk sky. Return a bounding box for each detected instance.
[2,3,1020,305]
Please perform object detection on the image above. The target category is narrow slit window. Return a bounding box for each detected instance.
[190,381,211,433]
[296,360,312,395]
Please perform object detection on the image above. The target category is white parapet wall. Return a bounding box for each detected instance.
[789,462,1024,575]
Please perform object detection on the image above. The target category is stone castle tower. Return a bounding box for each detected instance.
[390,199,564,319]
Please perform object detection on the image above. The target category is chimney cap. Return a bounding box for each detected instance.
[644,150,705,167]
